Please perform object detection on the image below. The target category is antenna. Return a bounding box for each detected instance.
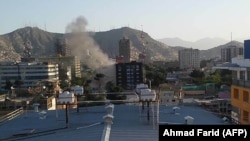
[231,32,232,42]
[44,23,47,31]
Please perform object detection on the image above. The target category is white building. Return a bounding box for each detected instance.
[0,61,59,91]
[178,48,200,70]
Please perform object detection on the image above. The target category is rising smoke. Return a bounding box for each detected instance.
[65,16,115,70]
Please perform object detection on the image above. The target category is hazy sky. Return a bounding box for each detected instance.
[1,0,250,42]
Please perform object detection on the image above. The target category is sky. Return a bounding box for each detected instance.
[1,0,250,42]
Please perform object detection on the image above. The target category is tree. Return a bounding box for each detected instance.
[14,79,24,95]
[5,80,13,94]
[105,81,126,101]
[189,69,205,84]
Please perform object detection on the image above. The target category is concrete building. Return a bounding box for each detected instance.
[116,61,144,90]
[55,38,71,57]
[221,45,243,62]
[244,40,250,59]
[0,61,59,91]
[119,37,131,63]
[213,57,250,125]
[178,48,200,70]
[38,56,81,79]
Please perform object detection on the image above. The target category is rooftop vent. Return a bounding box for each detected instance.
[32,103,40,112]
[184,116,194,124]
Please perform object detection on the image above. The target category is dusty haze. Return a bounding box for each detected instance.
[65,16,115,70]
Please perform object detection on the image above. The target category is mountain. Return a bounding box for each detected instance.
[0,26,178,63]
[158,37,229,50]
[0,26,243,64]
[200,40,243,60]
[0,27,64,62]
[92,27,178,61]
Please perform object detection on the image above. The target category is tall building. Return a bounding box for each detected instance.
[55,38,71,57]
[119,37,131,63]
[38,56,81,79]
[116,61,144,90]
[178,48,200,70]
[0,61,59,90]
[221,46,243,62]
[244,40,250,59]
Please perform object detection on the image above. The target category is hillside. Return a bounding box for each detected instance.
[200,41,244,59]
[0,26,244,64]
[0,26,178,63]
[158,37,229,50]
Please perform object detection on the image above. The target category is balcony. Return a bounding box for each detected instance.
[232,79,250,88]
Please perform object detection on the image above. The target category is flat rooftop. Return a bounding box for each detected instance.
[0,103,230,141]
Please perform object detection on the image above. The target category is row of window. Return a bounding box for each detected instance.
[233,89,249,103]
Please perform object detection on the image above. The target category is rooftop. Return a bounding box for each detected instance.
[0,103,230,141]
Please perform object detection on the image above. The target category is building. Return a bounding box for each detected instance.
[38,56,81,79]
[178,48,200,70]
[179,85,206,99]
[116,61,144,90]
[0,61,59,91]
[221,45,243,62]
[55,38,71,57]
[213,56,250,125]
[244,40,250,59]
[230,58,250,125]
[119,37,131,63]
[214,55,250,125]
[0,103,230,141]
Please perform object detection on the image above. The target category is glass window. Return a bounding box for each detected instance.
[243,91,249,103]
[233,88,239,99]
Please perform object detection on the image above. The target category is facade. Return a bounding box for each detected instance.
[244,40,250,59]
[213,57,250,125]
[230,58,250,124]
[0,61,59,90]
[178,48,200,70]
[119,37,131,63]
[116,61,144,90]
[55,38,71,57]
[221,45,243,62]
[38,56,81,79]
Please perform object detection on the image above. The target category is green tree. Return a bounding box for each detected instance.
[189,69,205,84]
[105,81,126,101]
[5,80,13,92]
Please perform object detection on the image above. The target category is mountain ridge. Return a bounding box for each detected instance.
[0,26,244,63]
[158,37,231,50]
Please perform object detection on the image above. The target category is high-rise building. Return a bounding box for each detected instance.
[178,48,200,70]
[55,38,71,57]
[119,37,131,63]
[221,46,243,62]
[244,40,250,59]
[116,61,144,90]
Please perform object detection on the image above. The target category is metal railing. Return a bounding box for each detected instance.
[232,79,250,88]
[0,107,24,125]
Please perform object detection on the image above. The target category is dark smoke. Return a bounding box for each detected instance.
[65,16,114,70]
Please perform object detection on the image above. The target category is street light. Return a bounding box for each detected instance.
[25,100,29,117]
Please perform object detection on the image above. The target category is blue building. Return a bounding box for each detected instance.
[244,40,250,59]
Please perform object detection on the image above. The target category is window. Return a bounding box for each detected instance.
[233,88,239,99]
[240,71,245,80]
[243,91,249,103]
[243,110,249,122]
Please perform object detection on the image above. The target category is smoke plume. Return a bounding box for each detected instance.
[65,16,114,70]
